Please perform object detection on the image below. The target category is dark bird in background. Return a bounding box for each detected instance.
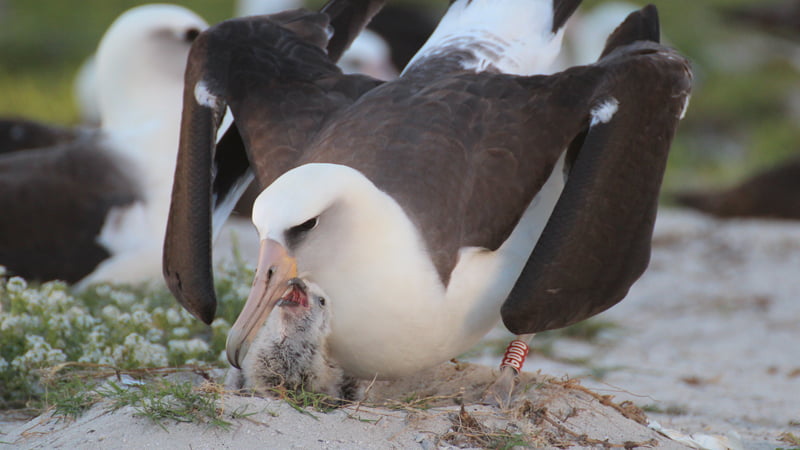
[675,0,800,220]
[675,159,800,220]
[723,0,800,40]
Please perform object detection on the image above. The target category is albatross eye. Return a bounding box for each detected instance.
[292,217,318,233]
[184,28,200,42]
[285,217,319,247]
[318,297,326,306]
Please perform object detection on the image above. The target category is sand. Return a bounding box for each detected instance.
[1,208,798,449]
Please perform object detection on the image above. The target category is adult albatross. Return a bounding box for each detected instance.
[164,0,692,384]
[0,5,207,285]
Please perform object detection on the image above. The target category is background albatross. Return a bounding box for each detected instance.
[0,5,207,285]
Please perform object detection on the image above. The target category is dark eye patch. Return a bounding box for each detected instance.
[184,27,200,42]
[285,217,318,248]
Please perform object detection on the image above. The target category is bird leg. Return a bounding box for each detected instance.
[480,333,535,408]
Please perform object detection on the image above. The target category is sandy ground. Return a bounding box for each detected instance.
[2,208,799,449]
[0,363,690,449]
[472,209,800,449]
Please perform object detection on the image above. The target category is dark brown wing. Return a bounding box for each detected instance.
[0,138,140,283]
[164,7,384,323]
[502,6,693,333]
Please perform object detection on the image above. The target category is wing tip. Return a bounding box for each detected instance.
[600,4,661,58]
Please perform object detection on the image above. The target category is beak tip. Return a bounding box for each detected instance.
[228,354,241,369]
[226,331,247,369]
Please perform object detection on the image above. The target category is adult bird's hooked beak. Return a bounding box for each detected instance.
[225,238,297,369]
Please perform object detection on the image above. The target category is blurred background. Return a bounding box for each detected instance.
[0,0,797,195]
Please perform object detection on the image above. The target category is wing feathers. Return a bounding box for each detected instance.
[502,8,692,333]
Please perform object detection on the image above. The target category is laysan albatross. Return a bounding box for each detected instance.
[164,0,692,383]
[0,5,207,285]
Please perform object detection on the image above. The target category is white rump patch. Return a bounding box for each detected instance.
[194,80,217,107]
[590,98,619,126]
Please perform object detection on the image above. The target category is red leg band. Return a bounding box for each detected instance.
[500,339,529,373]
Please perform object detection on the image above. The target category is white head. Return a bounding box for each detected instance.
[95,4,208,129]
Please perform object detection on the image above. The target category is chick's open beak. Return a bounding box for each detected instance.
[225,238,297,368]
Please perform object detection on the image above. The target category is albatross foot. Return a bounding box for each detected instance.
[480,337,532,408]
[480,365,520,408]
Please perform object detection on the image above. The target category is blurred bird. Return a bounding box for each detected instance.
[675,159,800,220]
[723,0,800,39]
[675,0,800,220]
[0,5,207,285]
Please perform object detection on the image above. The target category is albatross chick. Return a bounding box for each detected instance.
[227,279,361,401]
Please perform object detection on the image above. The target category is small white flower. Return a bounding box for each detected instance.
[172,327,190,338]
[71,308,99,329]
[211,318,230,331]
[47,314,72,333]
[6,277,28,293]
[168,338,209,356]
[146,328,164,342]
[131,310,152,326]
[179,309,195,323]
[12,335,67,370]
[110,290,136,307]
[166,309,183,326]
[102,305,121,320]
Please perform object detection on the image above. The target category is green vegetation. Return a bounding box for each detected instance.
[42,374,233,429]
[271,387,341,418]
[100,378,231,430]
[0,260,250,409]
[780,432,800,447]
[641,403,689,416]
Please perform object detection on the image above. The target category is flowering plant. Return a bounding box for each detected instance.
[0,262,250,407]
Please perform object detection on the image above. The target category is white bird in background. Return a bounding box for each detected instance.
[0,5,208,286]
